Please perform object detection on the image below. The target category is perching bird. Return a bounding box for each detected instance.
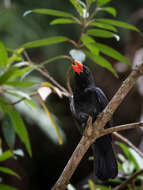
[69,61,118,181]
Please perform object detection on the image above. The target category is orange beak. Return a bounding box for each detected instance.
[72,62,83,75]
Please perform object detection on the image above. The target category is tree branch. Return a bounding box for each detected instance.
[115,169,143,190]
[51,63,143,190]
[99,122,143,138]
[113,132,143,158]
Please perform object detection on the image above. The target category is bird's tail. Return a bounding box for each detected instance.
[92,135,118,181]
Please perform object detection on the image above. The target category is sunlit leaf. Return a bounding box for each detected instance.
[122,160,134,174]
[69,0,83,16]
[97,0,111,7]
[81,34,99,55]
[8,48,24,65]
[95,185,109,190]
[50,18,76,25]
[96,18,139,32]
[0,67,18,84]
[129,148,143,169]
[84,50,118,77]
[88,179,96,190]
[1,104,32,157]
[0,42,8,67]
[98,7,116,17]
[0,66,32,84]
[24,9,73,18]
[24,99,38,109]
[0,150,13,162]
[89,21,117,32]
[5,81,39,87]
[117,142,139,170]
[95,42,130,65]
[2,114,15,149]
[0,184,17,190]
[22,36,68,49]
[0,167,20,179]
[87,29,117,38]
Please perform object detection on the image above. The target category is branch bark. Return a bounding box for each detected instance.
[113,132,143,158]
[51,63,143,190]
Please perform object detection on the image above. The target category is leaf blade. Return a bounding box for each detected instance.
[89,21,117,32]
[22,36,68,49]
[0,42,8,67]
[26,9,73,18]
[2,114,15,149]
[0,184,17,190]
[95,42,130,65]
[97,0,111,7]
[96,18,139,32]
[50,18,76,25]
[87,29,116,38]
[98,7,117,17]
[0,150,13,162]
[0,167,20,179]
[1,104,32,157]
[84,50,118,77]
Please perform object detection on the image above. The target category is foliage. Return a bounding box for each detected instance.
[0,0,141,189]
[68,142,143,190]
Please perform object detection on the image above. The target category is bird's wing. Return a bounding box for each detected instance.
[95,87,109,109]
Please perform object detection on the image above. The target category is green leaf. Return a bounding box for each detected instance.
[22,36,68,49]
[50,18,76,25]
[86,0,96,7]
[81,35,99,55]
[129,148,143,170]
[84,50,118,77]
[2,114,15,149]
[87,29,117,38]
[24,99,38,109]
[5,81,39,87]
[98,7,116,17]
[0,167,20,179]
[1,104,32,157]
[97,0,111,7]
[0,67,32,84]
[0,184,17,190]
[89,21,117,32]
[0,67,18,84]
[88,179,96,190]
[0,42,8,67]
[117,142,139,170]
[95,185,109,190]
[8,48,24,65]
[0,150,13,161]
[69,0,83,16]
[25,9,73,18]
[96,18,139,32]
[95,42,130,65]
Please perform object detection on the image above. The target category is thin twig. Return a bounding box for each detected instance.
[51,63,143,190]
[11,92,38,105]
[113,132,143,158]
[66,65,73,95]
[99,122,143,138]
[115,169,143,190]
[36,68,70,97]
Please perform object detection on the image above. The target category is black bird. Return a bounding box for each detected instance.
[69,61,118,181]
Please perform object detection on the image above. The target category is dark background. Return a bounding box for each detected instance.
[0,0,143,189]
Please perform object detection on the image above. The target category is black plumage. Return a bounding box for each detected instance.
[70,64,118,181]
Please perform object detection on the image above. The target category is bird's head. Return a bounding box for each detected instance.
[72,62,94,89]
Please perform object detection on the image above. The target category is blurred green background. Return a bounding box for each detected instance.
[0,0,143,190]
